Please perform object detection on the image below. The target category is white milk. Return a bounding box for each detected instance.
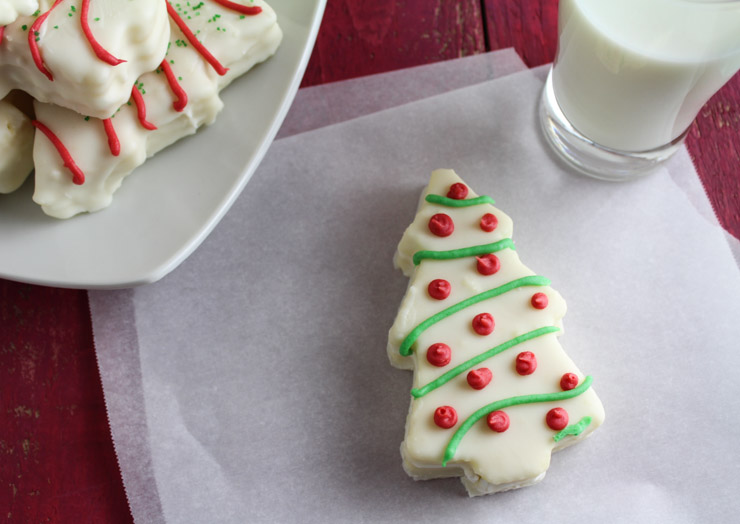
[552,0,740,152]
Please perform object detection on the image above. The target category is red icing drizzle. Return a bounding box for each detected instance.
[29,0,64,81]
[0,26,5,43]
[446,183,468,200]
[515,351,537,375]
[80,0,126,66]
[480,212,498,232]
[102,118,120,156]
[434,406,458,429]
[31,120,85,185]
[426,343,451,367]
[467,368,492,390]
[531,292,549,309]
[476,253,501,276]
[159,59,188,111]
[546,407,569,431]
[472,313,494,335]
[212,0,263,15]
[427,279,451,300]
[487,411,510,432]
[428,213,454,237]
[131,85,157,130]
[560,373,579,391]
[166,2,229,76]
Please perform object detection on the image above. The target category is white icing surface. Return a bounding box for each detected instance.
[29,0,282,218]
[389,169,605,495]
[0,0,170,119]
[0,0,37,26]
[0,97,33,193]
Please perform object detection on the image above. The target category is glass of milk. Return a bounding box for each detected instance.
[540,0,740,180]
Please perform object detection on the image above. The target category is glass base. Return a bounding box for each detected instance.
[539,69,687,182]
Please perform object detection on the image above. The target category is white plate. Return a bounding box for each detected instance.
[0,0,326,289]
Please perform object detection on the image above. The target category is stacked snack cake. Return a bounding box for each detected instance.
[0,0,281,218]
[388,169,604,495]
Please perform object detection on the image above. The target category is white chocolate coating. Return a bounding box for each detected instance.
[0,0,37,26]
[0,97,33,193]
[389,169,605,496]
[0,0,170,119]
[32,0,282,218]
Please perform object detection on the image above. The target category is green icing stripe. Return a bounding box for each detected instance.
[412,238,515,266]
[411,326,560,398]
[442,376,594,466]
[425,194,496,207]
[399,275,550,357]
[553,416,592,442]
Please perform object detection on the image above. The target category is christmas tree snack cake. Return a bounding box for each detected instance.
[388,169,604,496]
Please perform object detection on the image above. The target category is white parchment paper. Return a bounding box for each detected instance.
[277,48,526,139]
[90,53,740,524]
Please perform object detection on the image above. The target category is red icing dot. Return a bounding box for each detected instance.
[560,373,579,391]
[531,292,549,309]
[476,254,501,276]
[447,183,469,200]
[428,213,454,237]
[487,411,510,433]
[467,368,492,390]
[434,406,458,429]
[472,313,495,335]
[428,279,451,300]
[480,213,498,232]
[515,351,537,375]
[426,343,452,367]
[546,408,569,430]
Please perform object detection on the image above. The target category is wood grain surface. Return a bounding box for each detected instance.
[1,1,738,522]
[301,0,486,86]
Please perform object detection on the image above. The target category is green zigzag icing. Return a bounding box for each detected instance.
[553,416,592,442]
[442,376,594,466]
[425,194,496,207]
[412,238,515,266]
[411,326,560,398]
[398,275,550,357]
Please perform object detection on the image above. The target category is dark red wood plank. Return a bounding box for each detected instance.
[483,0,740,240]
[301,0,486,87]
[686,83,740,240]
[0,282,132,523]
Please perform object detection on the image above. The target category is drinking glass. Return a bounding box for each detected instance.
[540,0,740,180]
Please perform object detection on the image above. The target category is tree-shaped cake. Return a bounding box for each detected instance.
[388,169,604,495]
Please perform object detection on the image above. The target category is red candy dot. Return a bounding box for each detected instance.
[447,183,469,200]
[560,373,579,391]
[428,279,451,300]
[476,254,501,276]
[487,411,510,433]
[428,213,454,237]
[480,213,498,232]
[531,292,549,309]
[434,406,458,429]
[426,343,452,367]
[467,368,493,390]
[472,313,495,335]
[546,408,569,430]
[515,351,537,375]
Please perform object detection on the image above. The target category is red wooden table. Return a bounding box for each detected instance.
[2,1,738,521]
